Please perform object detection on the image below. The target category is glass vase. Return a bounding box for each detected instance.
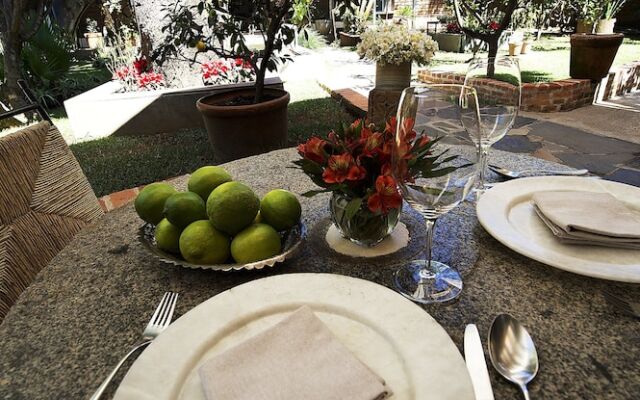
[329,192,400,247]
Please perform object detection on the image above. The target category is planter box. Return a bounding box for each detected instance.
[63,77,283,143]
[431,33,464,53]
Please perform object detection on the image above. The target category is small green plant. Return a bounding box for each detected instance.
[397,6,413,18]
[599,0,629,19]
[298,29,327,49]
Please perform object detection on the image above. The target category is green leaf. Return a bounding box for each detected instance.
[344,197,363,221]
[302,189,331,197]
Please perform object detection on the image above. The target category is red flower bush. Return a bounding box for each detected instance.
[446,22,461,34]
[488,21,501,32]
[113,56,166,92]
[202,58,255,85]
[294,118,444,216]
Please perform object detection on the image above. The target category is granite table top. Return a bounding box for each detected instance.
[1,147,638,400]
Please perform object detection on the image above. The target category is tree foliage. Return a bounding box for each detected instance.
[154,0,296,103]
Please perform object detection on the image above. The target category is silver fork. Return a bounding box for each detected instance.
[90,292,179,400]
[604,291,640,319]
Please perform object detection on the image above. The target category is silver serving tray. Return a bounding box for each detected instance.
[138,221,306,271]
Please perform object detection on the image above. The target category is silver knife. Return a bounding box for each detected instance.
[464,324,495,400]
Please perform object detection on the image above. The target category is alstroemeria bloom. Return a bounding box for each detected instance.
[367,175,402,214]
[297,137,328,164]
[322,153,366,184]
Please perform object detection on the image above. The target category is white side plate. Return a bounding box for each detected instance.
[114,273,474,400]
[477,177,640,282]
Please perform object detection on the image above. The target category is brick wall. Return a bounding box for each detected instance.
[393,0,447,17]
[417,70,598,112]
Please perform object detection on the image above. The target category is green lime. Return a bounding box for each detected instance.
[207,182,260,235]
[140,182,171,194]
[134,183,177,224]
[188,166,233,201]
[179,220,230,264]
[155,218,182,254]
[163,192,207,229]
[260,189,302,231]
[231,223,281,263]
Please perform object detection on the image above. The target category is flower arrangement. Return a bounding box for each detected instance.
[295,118,455,215]
[112,56,166,92]
[446,22,462,34]
[357,23,438,66]
[201,58,256,86]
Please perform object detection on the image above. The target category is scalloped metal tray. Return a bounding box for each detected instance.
[138,221,306,272]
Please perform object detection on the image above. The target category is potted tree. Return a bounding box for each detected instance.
[153,0,296,163]
[337,0,374,47]
[595,0,629,34]
[575,0,597,33]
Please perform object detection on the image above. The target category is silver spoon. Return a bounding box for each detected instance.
[489,164,590,179]
[488,314,539,400]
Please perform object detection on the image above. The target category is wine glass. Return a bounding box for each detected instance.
[464,56,521,193]
[391,84,481,304]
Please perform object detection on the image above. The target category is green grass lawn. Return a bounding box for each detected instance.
[429,34,640,83]
[70,96,351,197]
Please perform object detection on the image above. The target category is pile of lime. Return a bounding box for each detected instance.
[134,166,301,265]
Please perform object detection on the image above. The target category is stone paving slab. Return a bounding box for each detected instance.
[527,121,640,155]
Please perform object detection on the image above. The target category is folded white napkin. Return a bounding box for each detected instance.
[532,191,640,249]
[198,306,390,400]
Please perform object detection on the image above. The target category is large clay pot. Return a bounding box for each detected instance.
[595,19,616,35]
[339,32,361,47]
[375,62,411,90]
[432,33,464,53]
[570,34,624,80]
[576,19,594,34]
[197,88,290,163]
[314,19,331,35]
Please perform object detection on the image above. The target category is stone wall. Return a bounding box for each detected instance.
[393,0,448,17]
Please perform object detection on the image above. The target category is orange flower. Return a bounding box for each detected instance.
[322,153,366,184]
[297,137,328,164]
[367,175,402,214]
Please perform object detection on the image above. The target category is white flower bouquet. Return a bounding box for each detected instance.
[357,23,438,66]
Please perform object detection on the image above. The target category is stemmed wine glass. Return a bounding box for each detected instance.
[392,84,481,304]
[464,57,521,193]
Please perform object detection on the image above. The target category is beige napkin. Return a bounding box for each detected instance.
[532,191,640,249]
[198,306,390,400]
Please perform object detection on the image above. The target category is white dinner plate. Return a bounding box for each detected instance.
[477,176,640,282]
[114,273,474,400]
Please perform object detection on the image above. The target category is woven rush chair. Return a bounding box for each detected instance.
[0,122,103,321]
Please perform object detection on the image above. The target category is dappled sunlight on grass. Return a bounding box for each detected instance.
[426,34,640,82]
[69,94,352,196]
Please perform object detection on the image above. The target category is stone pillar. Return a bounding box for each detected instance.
[367,88,403,127]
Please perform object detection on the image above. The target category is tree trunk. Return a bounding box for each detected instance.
[487,37,499,78]
[2,36,24,107]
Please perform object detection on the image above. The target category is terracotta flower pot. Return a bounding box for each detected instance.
[314,19,331,35]
[570,34,624,80]
[508,42,520,56]
[576,20,594,34]
[595,19,616,35]
[375,62,411,90]
[197,88,290,163]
